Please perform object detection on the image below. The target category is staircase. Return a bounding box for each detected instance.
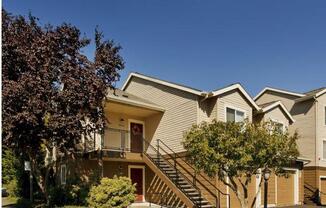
[142,139,229,208]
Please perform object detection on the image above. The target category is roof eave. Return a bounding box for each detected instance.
[106,95,165,112]
[254,87,305,101]
[121,72,204,96]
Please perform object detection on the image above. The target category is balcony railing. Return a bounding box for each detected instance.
[102,127,131,152]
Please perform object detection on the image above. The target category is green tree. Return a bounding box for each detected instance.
[2,147,23,197]
[2,9,124,202]
[87,176,136,208]
[183,120,299,208]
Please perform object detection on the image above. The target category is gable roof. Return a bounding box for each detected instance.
[257,101,295,123]
[295,87,326,103]
[211,83,260,110]
[121,72,205,96]
[254,87,305,101]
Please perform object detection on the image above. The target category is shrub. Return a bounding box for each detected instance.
[87,176,136,208]
[5,179,20,197]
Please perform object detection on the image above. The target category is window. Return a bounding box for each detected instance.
[324,106,326,125]
[226,107,245,122]
[323,140,326,160]
[274,122,284,133]
[61,164,66,185]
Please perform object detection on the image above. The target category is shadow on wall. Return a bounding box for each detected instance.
[304,182,320,204]
[146,174,186,208]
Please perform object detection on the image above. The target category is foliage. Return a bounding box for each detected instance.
[87,176,136,208]
[2,9,124,202]
[183,120,299,208]
[2,147,23,197]
[2,147,21,184]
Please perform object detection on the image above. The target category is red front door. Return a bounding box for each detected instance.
[130,122,143,153]
[130,168,144,202]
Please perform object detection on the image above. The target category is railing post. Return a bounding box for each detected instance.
[217,191,220,208]
[121,130,125,152]
[156,139,160,163]
[199,190,202,208]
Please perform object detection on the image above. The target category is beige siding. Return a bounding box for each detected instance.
[290,99,316,166]
[217,89,253,122]
[317,94,326,167]
[124,77,199,153]
[256,91,317,166]
[255,91,298,111]
[262,106,290,128]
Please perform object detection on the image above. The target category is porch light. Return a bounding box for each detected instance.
[263,167,271,181]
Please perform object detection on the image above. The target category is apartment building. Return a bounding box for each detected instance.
[58,73,305,208]
[254,86,326,205]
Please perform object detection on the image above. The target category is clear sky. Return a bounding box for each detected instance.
[3,0,326,96]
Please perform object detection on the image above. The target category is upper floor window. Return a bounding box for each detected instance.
[226,107,245,122]
[324,106,326,125]
[272,121,284,133]
[323,140,326,160]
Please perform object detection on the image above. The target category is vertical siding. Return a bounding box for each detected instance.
[290,100,316,166]
[124,77,199,153]
[316,94,326,167]
[217,89,253,122]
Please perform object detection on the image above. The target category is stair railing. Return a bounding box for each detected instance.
[142,138,203,208]
[157,139,231,208]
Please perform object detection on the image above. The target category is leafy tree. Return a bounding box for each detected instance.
[2,147,23,197]
[87,176,136,208]
[2,9,124,202]
[183,120,299,208]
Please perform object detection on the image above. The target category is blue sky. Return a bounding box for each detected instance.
[3,0,326,96]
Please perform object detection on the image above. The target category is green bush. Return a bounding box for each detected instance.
[6,179,20,197]
[87,176,136,208]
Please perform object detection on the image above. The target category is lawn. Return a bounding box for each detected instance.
[2,197,85,208]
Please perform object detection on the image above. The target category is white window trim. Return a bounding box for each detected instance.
[322,139,326,161]
[270,118,286,133]
[128,165,146,202]
[324,105,326,126]
[60,164,66,185]
[224,104,247,122]
[128,119,145,152]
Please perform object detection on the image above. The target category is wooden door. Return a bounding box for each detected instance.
[320,178,326,205]
[130,168,144,202]
[130,122,143,153]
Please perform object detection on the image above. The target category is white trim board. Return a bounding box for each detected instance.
[128,165,146,202]
[212,83,260,111]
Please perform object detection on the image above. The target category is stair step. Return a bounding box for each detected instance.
[200,205,214,208]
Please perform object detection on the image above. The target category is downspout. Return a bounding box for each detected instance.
[315,98,319,191]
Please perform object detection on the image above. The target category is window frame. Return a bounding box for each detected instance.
[60,164,66,185]
[270,119,285,133]
[224,105,247,123]
[324,106,326,126]
[323,139,326,160]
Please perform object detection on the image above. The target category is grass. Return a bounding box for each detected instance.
[2,197,86,208]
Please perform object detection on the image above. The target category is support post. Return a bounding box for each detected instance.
[29,171,33,202]
[264,179,268,208]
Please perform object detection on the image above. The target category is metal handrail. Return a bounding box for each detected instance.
[158,139,230,208]
[142,138,203,207]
